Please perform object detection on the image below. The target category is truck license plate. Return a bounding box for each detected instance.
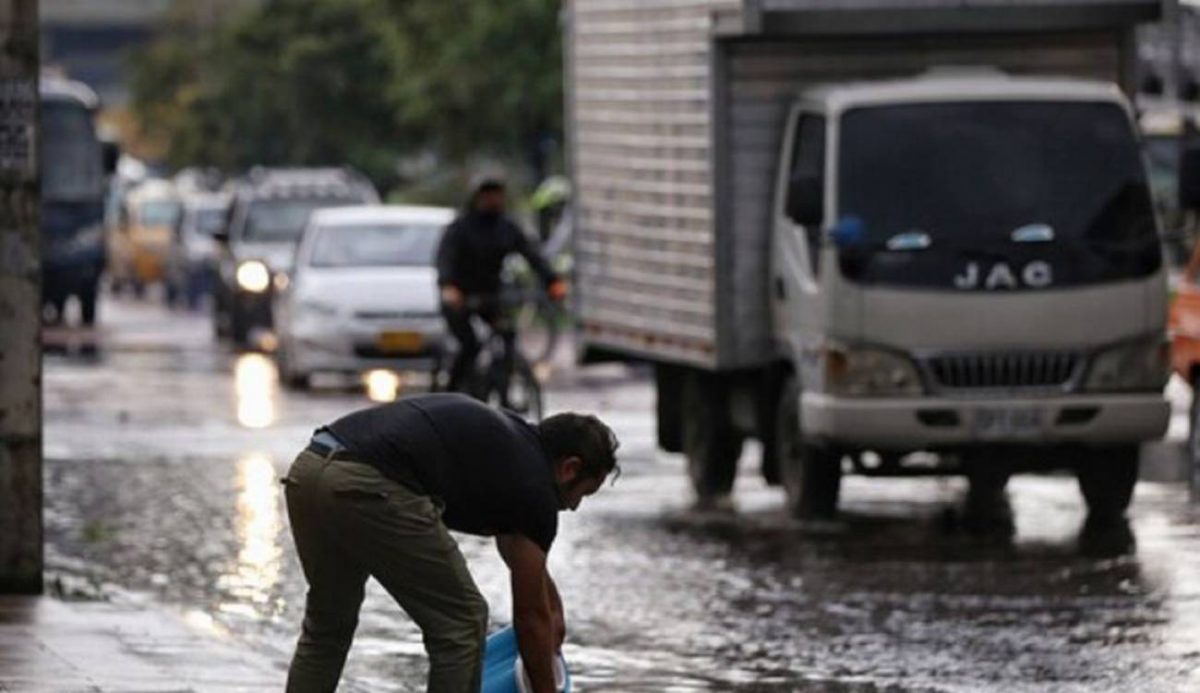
[972,408,1043,440]
[376,331,424,354]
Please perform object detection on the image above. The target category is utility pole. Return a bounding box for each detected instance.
[0,0,42,594]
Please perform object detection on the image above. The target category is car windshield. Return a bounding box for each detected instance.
[243,198,358,242]
[138,199,181,227]
[309,223,443,268]
[837,101,1161,289]
[40,101,102,202]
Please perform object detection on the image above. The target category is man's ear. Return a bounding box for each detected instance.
[556,456,584,483]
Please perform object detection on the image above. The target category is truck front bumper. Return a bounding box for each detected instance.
[801,392,1170,450]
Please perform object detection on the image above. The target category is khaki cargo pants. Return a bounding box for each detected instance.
[283,449,488,692]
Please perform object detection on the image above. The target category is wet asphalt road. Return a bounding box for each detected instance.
[42,295,1200,691]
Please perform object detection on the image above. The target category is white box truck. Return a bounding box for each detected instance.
[566,0,1172,519]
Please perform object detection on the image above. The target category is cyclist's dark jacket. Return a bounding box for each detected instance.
[326,393,560,553]
[436,210,556,295]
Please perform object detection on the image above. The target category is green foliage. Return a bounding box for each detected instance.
[128,0,564,192]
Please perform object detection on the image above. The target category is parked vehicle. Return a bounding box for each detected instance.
[165,192,229,310]
[108,179,180,296]
[273,205,451,388]
[212,167,379,347]
[567,2,1170,520]
[40,74,115,325]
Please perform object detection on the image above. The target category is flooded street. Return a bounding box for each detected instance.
[42,297,1200,691]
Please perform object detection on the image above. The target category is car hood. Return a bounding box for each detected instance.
[293,267,440,314]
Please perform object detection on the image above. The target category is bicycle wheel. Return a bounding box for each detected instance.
[486,354,544,421]
[515,291,560,365]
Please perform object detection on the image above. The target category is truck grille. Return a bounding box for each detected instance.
[926,351,1080,391]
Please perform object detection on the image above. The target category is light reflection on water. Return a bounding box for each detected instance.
[223,453,284,612]
[235,353,278,429]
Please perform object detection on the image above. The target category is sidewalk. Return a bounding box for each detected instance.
[0,594,283,692]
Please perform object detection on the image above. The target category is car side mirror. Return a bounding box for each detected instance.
[211,228,230,244]
[1179,145,1200,211]
[786,174,823,227]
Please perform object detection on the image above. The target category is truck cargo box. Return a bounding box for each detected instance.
[567,0,1160,370]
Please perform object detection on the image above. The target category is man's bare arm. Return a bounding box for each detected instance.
[496,535,556,692]
[545,571,565,648]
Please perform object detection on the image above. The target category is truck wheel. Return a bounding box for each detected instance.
[775,376,841,519]
[655,365,685,454]
[1077,445,1140,523]
[80,282,98,327]
[962,453,1013,533]
[681,372,742,504]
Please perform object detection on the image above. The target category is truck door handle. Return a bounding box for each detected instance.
[775,277,786,300]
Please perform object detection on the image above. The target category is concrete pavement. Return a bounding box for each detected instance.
[0,594,283,692]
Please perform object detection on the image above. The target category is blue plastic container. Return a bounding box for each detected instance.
[481,627,571,693]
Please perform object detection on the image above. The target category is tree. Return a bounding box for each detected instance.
[128,0,565,191]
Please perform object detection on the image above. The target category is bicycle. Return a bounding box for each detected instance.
[502,256,563,366]
[430,288,545,421]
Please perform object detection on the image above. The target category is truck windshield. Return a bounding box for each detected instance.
[242,198,357,242]
[837,101,1161,290]
[41,101,103,202]
[309,223,442,268]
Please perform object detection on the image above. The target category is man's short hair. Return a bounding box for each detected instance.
[539,413,620,481]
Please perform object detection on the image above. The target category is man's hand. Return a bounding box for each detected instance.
[440,284,465,310]
[496,535,557,693]
[547,279,568,303]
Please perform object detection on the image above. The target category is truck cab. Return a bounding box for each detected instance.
[768,72,1170,517]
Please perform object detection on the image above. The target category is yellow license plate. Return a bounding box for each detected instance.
[376,331,424,354]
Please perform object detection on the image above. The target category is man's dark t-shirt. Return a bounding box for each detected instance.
[326,394,559,553]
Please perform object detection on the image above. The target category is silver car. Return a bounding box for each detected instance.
[273,205,454,389]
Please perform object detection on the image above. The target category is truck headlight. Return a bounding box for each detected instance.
[824,344,924,397]
[236,260,271,293]
[1084,337,1170,392]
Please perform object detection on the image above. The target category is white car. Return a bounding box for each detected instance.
[274,205,454,389]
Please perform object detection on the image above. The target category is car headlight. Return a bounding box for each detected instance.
[298,300,338,318]
[823,343,924,397]
[236,260,271,293]
[1084,337,1170,392]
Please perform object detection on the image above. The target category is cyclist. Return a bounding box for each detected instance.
[436,177,567,393]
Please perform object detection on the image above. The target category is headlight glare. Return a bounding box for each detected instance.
[1084,338,1170,392]
[824,344,924,397]
[236,260,271,293]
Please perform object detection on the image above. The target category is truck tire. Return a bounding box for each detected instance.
[962,452,1013,533]
[775,376,841,519]
[681,371,742,503]
[655,365,685,453]
[79,282,98,327]
[1077,445,1140,523]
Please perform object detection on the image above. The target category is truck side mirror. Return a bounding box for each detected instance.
[786,174,823,227]
[101,141,120,176]
[1179,145,1200,211]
